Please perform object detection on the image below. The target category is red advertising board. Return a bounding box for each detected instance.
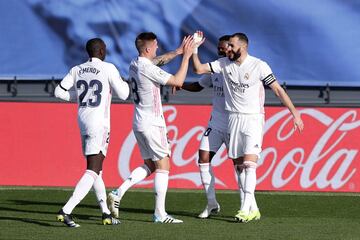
[0,102,359,192]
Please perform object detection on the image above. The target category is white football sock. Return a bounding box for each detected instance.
[199,163,217,206]
[63,169,98,214]
[93,171,110,214]
[234,164,245,209]
[240,161,258,214]
[117,164,151,199]
[154,169,169,218]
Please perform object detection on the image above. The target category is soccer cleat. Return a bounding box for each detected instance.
[153,214,183,224]
[247,209,261,222]
[57,209,80,227]
[234,210,249,223]
[102,213,121,225]
[107,191,120,218]
[198,203,221,219]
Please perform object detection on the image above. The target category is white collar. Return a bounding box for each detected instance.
[137,56,153,64]
[88,57,102,62]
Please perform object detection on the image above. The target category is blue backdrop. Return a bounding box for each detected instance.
[1,0,360,86]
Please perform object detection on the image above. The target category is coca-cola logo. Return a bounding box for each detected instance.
[118,106,360,191]
[259,109,359,190]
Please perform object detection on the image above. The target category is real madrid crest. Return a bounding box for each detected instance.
[244,73,249,80]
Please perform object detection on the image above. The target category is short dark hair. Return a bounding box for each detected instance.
[135,32,157,53]
[231,33,248,44]
[218,35,231,42]
[86,38,105,57]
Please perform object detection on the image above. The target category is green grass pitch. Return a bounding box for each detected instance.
[0,187,360,240]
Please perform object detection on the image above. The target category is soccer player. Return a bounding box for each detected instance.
[54,38,129,227]
[175,35,232,218]
[192,31,304,222]
[107,32,195,223]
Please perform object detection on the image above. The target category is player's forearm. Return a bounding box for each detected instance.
[172,57,190,87]
[192,53,210,74]
[277,88,300,118]
[153,50,181,66]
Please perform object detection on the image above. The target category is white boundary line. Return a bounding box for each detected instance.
[0,186,359,197]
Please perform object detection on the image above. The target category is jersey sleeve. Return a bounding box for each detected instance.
[141,63,172,85]
[108,64,130,100]
[54,67,77,101]
[260,61,276,86]
[198,74,212,88]
[208,58,222,74]
[60,68,76,90]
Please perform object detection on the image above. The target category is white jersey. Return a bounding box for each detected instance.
[58,57,129,135]
[198,73,228,132]
[129,57,172,131]
[209,55,275,114]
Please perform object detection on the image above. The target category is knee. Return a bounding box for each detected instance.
[232,157,244,166]
[198,150,211,164]
[198,158,210,164]
[144,162,156,174]
[154,156,170,172]
[244,161,257,169]
[234,163,246,174]
[88,167,101,175]
[86,154,104,175]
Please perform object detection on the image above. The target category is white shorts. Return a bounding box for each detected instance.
[81,129,110,157]
[228,113,264,159]
[134,125,170,161]
[199,127,229,153]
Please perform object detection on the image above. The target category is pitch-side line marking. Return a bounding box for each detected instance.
[0,186,359,197]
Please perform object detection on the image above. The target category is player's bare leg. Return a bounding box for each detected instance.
[198,150,220,218]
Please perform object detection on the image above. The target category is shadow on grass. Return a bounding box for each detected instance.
[8,199,99,209]
[0,216,62,227]
[118,207,239,223]
[3,200,247,224]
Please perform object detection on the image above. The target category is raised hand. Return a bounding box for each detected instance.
[183,35,195,59]
[175,37,186,55]
[193,30,206,47]
[193,30,205,54]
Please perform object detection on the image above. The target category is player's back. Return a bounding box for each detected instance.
[74,58,113,134]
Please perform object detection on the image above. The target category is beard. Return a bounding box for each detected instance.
[218,51,226,57]
[228,49,241,61]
